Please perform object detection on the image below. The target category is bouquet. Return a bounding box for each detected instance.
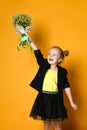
[12,13,32,50]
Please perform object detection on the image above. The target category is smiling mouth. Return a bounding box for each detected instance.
[49,59,53,61]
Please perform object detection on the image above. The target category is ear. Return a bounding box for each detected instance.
[58,58,63,63]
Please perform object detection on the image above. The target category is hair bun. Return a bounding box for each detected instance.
[63,50,69,56]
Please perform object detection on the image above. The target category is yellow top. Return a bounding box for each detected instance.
[42,69,58,92]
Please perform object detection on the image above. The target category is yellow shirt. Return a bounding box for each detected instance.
[42,69,58,92]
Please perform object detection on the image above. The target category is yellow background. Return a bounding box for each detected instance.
[0,0,87,130]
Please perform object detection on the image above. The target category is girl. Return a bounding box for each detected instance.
[29,40,77,130]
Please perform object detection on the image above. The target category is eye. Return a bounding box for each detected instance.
[48,53,51,56]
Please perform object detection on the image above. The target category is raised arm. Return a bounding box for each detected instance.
[29,36,46,66]
[29,37,38,50]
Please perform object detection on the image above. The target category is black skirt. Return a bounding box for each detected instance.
[30,92,68,121]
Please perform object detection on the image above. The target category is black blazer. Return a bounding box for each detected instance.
[30,50,70,93]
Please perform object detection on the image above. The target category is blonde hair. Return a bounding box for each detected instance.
[50,46,69,63]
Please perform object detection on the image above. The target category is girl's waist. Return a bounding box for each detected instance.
[42,90,58,94]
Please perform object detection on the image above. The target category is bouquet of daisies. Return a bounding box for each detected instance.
[12,13,32,50]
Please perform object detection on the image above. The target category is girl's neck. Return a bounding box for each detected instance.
[50,65,58,70]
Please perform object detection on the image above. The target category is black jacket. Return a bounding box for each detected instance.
[30,49,70,93]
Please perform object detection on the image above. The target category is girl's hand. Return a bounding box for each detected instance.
[70,102,77,110]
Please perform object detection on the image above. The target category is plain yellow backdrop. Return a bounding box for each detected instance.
[0,0,87,130]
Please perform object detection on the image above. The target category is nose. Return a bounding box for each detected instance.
[50,54,54,57]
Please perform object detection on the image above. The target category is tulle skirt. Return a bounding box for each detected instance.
[30,92,68,121]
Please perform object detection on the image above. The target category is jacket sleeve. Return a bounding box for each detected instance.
[34,49,46,66]
[63,70,70,88]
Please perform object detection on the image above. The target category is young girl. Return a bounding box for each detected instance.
[29,40,77,130]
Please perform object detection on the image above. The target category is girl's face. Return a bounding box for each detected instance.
[47,48,63,65]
